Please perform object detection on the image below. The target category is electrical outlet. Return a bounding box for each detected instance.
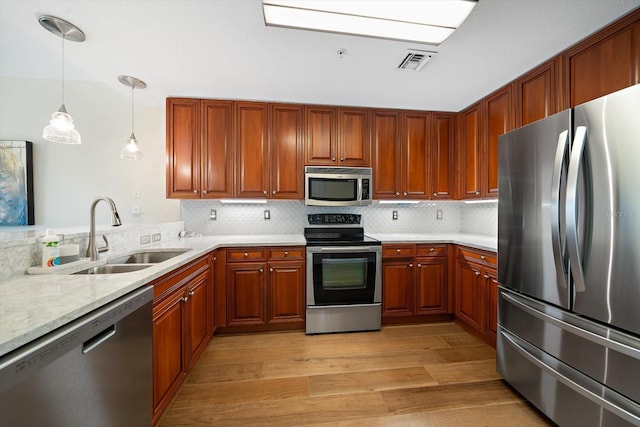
[132,189,140,199]
[437,209,443,220]
[264,209,271,220]
[152,233,161,242]
[392,210,398,220]
[140,235,151,245]
[132,206,141,217]
[209,209,217,220]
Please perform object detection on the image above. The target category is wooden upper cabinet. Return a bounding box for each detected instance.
[402,112,430,199]
[270,104,304,199]
[563,12,640,107]
[337,108,371,166]
[372,110,402,198]
[483,85,513,198]
[166,98,200,198]
[235,102,269,198]
[305,106,338,165]
[459,102,482,199]
[201,100,234,198]
[430,113,454,199]
[514,59,560,127]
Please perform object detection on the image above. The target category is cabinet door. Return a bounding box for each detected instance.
[459,103,482,199]
[382,260,414,316]
[235,102,269,198]
[431,113,454,199]
[483,86,512,198]
[186,270,211,369]
[402,111,430,199]
[564,18,640,107]
[372,110,401,199]
[166,98,200,198]
[484,266,499,346]
[202,100,234,198]
[415,258,448,314]
[338,108,370,166]
[270,104,304,199]
[455,260,484,331]
[268,261,305,324]
[152,290,187,418]
[515,59,560,127]
[226,262,267,326]
[305,106,337,165]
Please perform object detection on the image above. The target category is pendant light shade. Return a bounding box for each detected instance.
[118,75,146,160]
[39,15,85,144]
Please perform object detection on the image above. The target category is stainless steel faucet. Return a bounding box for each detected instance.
[86,197,122,261]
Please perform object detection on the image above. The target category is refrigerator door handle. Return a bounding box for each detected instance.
[566,126,587,292]
[551,130,569,289]
[501,329,640,425]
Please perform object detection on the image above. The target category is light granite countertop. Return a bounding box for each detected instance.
[0,232,495,357]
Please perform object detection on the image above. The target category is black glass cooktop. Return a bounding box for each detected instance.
[304,214,380,247]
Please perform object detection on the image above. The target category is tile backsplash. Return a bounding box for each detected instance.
[181,200,497,236]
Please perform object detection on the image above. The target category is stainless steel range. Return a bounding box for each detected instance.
[304,213,382,334]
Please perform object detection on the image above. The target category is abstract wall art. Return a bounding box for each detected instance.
[0,141,34,225]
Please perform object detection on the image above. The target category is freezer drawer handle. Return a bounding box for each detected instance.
[82,324,116,354]
[501,328,640,425]
[502,291,640,360]
[566,126,588,292]
[551,129,569,289]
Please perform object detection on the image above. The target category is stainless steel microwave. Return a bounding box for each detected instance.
[304,166,373,206]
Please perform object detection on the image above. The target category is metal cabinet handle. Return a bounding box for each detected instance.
[480,255,486,260]
[475,191,480,195]
[182,297,189,303]
[270,268,273,272]
[396,249,401,253]
[203,190,207,194]
[433,192,437,196]
[396,192,400,196]
[475,271,480,276]
[259,268,264,273]
[244,252,248,257]
[340,157,345,161]
[263,190,267,195]
[213,256,216,261]
[403,192,407,196]
[193,189,198,194]
[331,157,336,161]
[272,190,276,194]
[284,251,289,256]
[409,263,414,268]
[484,275,489,279]
[189,290,195,297]
[417,263,422,268]
[429,248,435,252]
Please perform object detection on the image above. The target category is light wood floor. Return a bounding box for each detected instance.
[159,322,553,426]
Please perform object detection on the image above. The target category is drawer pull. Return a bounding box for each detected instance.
[481,255,486,260]
[396,249,401,253]
[270,268,273,272]
[259,268,264,273]
[189,290,195,297]
[475,271,480,276]
[417,263,422,268]
[409,263,413,268]
[429,248,435,252]
[484,275,489,279]
[244,252,249,257]
[284,251,289,256]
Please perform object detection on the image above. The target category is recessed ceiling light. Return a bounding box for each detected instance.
[262,0,477,45]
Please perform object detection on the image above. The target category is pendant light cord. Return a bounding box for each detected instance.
[61,34,65,106]
[131,85,135,135]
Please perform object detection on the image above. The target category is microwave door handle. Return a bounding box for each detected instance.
[357,178,362,202]
[566,126,587,293]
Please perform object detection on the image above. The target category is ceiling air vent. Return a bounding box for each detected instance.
[397,49,436,71]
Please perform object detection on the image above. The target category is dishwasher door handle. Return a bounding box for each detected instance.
[82,325,116,354]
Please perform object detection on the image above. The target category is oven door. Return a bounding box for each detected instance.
[306,246,381,306]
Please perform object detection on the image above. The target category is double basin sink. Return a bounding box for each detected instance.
[73,249,191,275]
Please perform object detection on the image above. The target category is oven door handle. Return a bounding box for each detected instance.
[312,246,381,253]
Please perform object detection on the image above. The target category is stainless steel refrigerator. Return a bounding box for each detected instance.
[497,83,640,427]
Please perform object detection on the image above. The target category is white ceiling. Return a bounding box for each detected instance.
[1,0,638,112]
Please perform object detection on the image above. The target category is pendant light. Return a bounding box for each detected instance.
[39,15,85,144]
[118,75,146,160]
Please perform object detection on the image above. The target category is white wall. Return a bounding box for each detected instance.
[0,77,180,227]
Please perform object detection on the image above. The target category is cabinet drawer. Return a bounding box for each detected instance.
[227,247,266,262]
[457,246,497,266]
[382,244,416,259]
[416,244,448,258]
[268,247,305,260]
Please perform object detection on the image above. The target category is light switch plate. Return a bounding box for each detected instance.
[264,209,271,220]
[437,209,443,220]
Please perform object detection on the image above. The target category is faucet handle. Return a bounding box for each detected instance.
[97,235,110,253]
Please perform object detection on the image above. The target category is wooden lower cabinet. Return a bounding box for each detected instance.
[382,244,450,323]
[151,254,214,425]
[454,246,498,346]
[220,246,305,332]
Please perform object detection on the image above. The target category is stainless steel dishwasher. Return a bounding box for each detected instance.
[0,285,153,426]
